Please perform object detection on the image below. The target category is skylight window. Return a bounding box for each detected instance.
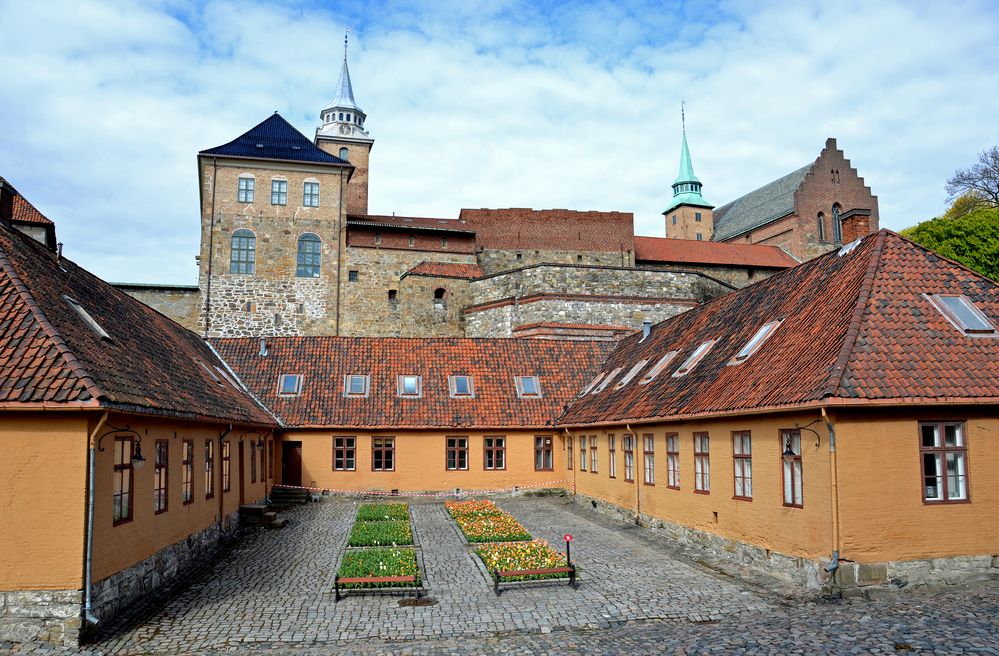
[838,238,862,256]
[516,376,542,398]
[198,361,223,386]
[278,374,302,396]
[398,375,422,397]
[344,374,369,397]
[928,294,996,335]
[63,295,112,342]
[672,341,716,377]
[450,375,474,398]
[729,321,782,365]
[593,367,622,394]
[639,351,679,385]
[214,366,240,390]
[579,371,606,396]
[614,360,649,389]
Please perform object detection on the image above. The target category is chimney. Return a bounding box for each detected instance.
[641,320,652,341]
[839,208,872,244]
[259,337,268,357]
[0,178,14,228]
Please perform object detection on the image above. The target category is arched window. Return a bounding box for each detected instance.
[296,233,322,278]
[433,288,447,309]
[339,147,349,161]
[817,212,826,242]
[832,204,842,243]
[230,229,256,275]
[339,112,344,120]
[346,114,351,122]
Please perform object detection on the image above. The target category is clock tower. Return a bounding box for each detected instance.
[316,32,374,215]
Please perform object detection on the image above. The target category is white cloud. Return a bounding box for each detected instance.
[1,0,997,283]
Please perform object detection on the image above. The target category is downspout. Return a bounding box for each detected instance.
[562,428,577,496]
[203,157,218,338]
[217,424,231,543]
[822,407,841,576]
[627,424,639,525]
[84,411,109,625]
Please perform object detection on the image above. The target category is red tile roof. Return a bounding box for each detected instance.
[0,224,275,425]
[403,261,484,280]
[561,230,999,426]
[634,236,797,268]
[514,322,633,332]
[347,214,474,233]
[213,337,612,429]
[460,208,635,253]
[11,192,54,226]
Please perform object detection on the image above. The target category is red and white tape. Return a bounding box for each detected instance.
[271,479,568,498]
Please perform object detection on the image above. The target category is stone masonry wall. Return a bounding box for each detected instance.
[635,262,785,288]
[477,248,632,276]
[0,589,82,646]
[398,274,474,337]
[115,285,200,332]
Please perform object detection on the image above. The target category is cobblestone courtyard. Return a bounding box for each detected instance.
[3,495,998,655]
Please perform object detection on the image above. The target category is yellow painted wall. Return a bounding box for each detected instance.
[277,430,566,492]
[571,412,834,561]
[834,409,999,563]
[0,414,88,590]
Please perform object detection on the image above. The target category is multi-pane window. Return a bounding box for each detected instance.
[517,376,542,398]
[920,421,969,502]
[590,436,598,473]
[154,439,168,514]
[271,179,287,205]
[182,439,194,504]
[237,176,254,203]
[344,375,369,397]
[608,435,617,478]
[398,375,422,397]
[781,429,803,507]
[230,229,256,274]
[303,181,320,207]
[268,440,274,479]
[484,436,505,470]
[205,440,215,499]
[112,437,134,525]
[623,435,635,482]
[733,431,752,500]
[222,441,231,492]
[666,433,680,489]
[296,233,321,277]
[250,441,257,483]
[579,436,587,472]
[372,437,395,471]
[334,436,356,471]
[535,435,553,471]
[643,434,655,485]
[348,270,359,282]
[832,204,842,243]
[446,436,468,471]
[259,439,265,483]
[566,435,573,470]
[450,375,474,398]
[694,433,710,493]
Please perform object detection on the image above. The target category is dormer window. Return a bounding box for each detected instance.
[673,341,716,377]
[928,294,996,335]
[449,375,474,398]
[63,295,112,342]
[614,360,649,389]
[639,351,679,385]
[278,374,302,396]
[398,375,422,397]
[516,376,542,398]
[729,321,782,365]
[593,367,622,393]
[344,374,369,397]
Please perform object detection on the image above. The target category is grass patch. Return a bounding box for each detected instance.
[477,540,569,582]
[445,499,532,543]
[348,520,414,547]
[337,547,419,588]
[356,503,409,522]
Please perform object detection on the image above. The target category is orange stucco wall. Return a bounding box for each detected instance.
[0,414,88,590]
[570,412,834,561]
[276,430,565,492]
[833,408,999,563]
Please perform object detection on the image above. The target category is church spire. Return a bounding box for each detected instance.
[664,104,711,214]
[318,28,369,136]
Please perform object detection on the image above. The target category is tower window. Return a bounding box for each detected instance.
[230,229,256,275]
[696,233,703,241]
[339,112,344,120]
[695,212,702,222]
[346,113,351,122]
[817,212,826,242]
[237,176,254,203]
[433,288,447,309]
[339,147,348,160]
[387,289,398,303]
[832,203,843,243]
[672,215,677,225]
[348,270,359,282]
[408,235,415,247]
[374,232,381,245]
[303,181,320,207]
[270,179,287,206]
[296,233,322,278]
[441,237,448,248]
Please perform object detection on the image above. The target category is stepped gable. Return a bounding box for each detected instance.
[402,262,484,280]
[561,230,999,426]
[0,223,274,425]
[634,236,798,268]
[712,164,811,241]
[200,113,350,166]
[460,208,635,253]
[214,336,612,429]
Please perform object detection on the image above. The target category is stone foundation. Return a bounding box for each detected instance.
[0,589,82,646]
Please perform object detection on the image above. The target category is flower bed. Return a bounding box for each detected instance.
[356,503,409,522]
[348,520,414,547]
[477,540,568,582]
[337,547,419,588]
[446,499,531,543]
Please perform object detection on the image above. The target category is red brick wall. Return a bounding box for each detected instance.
[348,227,476,254]
[460,208,635,254]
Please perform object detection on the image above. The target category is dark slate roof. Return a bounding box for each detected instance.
[0,223,275,426]
[561,230,999,426]
[200,113,350,166]
[712,164,811,241]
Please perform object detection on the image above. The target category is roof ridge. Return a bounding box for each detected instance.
[892,229,999,284]
[0,233,105,402]
[821,230,888,398]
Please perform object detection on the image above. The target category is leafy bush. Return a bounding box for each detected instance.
[356,503,409,522]
[348,520,413,547]
[477,540,568,582]
[337,547,419,588]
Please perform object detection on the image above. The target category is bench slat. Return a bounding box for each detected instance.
[338,575,416,584]
[497,567,573,577]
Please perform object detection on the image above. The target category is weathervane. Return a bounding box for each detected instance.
[681,99,686,134]
[344,27,350,61]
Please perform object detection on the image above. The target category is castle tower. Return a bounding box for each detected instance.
[663,122,713,240]
[316,31,374,216]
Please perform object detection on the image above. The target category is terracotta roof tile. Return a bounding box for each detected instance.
[460,208,634,253]
[634,236,798,268]
[403,262,484,280]
[11,193,53,226]
[347,214,473,233]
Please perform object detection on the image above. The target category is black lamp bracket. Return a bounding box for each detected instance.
[96,423,142,452]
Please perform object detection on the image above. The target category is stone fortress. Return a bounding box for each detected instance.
[121,47,880,339]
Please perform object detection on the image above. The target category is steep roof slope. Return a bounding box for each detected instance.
[200,113,350,166]
[561,230,999,426]
[712,165,810,241]
[403,262,484,280]
[634,236,798,268]
[214,337,612,429]
[10,191,54,226]
[0,224,274,425]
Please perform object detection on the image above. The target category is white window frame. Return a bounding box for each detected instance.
[516,375,542,398]
[592,367,622,394]
[927,294,996,336]
[729,321,781,365]
[449,375,475,398]
[614,360,649,389]
[278,374,302,396]
[63,295,112,341]
[673,341,716,377]
[397,375,423,398]
[640,351,679,385]
[303,180,320,207]
[579,371,605,396]
[343,374,369,398]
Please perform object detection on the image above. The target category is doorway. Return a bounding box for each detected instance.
[282,441,303,487]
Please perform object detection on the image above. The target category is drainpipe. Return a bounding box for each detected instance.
[626,424,639,525]
[562,428,577,496]
[822,407,841,576]
[84,411,109,625]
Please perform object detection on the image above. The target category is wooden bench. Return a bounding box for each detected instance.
[493,565,577,595]
[334,574,419,601]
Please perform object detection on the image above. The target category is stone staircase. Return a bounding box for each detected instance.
[268,485,311,507]
[238,503,288,529]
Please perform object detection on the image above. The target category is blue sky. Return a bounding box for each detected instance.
[2,0,998,283]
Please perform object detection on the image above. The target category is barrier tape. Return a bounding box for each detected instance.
[270,479,569,498]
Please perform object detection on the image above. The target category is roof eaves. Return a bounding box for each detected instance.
[197,152,352,169]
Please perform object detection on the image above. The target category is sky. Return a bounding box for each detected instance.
[2,0,998,284]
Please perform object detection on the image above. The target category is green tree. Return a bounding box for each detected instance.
[901,205,999,281]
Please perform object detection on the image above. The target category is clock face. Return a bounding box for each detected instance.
[339,124,351,135]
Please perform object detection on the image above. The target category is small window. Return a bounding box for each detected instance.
[832,203,842,243]
[344,374,369,397]
[592,367,622,394]
[339,112,344,120]
[230,229,256,275]
[372,437,395,471]
[838,238,862,256]
[271,179,288,205]
[590,436,598,473]
[278,374,302,396]
[666,433,679,489]
[817,212,826,242]
[642,434,655,485]
[672,215,677,225]
[433,288,447,309]
[303,181,320,207]
[296,233,322,277]
[579,436,587,472]
[733,431,752,500]
[695,212,702,222]
[181,440,193,504]
[614,360,649,389]
[929,294,996,335]
[346,113,352,122]
[237,176,255,203]
[374,232,381,245]
[608,435,617,478]
[920,421,969,502]
[696,233,703,241]
[408,234,415,247]
[484,436,505,470]
[450,375,474,398]
[639,352,679,385]
[446,436,468,471]
[63,296,112,341]
[112,437,134,525]
[441,237,448,248]
[339,147,349,160]
[153,439,168,515]
[334,436,356,471]
[517,376,542,398]
[387,289,398,303]
[694,433,710,493]
[222,441,231,492]
[578,371,605,396]
[623,435,635,482]
[566,435,573,470]
[398,375,422,397]
[781,429,803,507]
[534,435,553,471]
[673,341,715,377]
[730,321,781,364]
[204,440,215,499]
[516,253,522,261]
[348,270,359,282]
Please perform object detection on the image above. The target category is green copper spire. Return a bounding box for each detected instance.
[663,109,712,214]
[672,130,701,186]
